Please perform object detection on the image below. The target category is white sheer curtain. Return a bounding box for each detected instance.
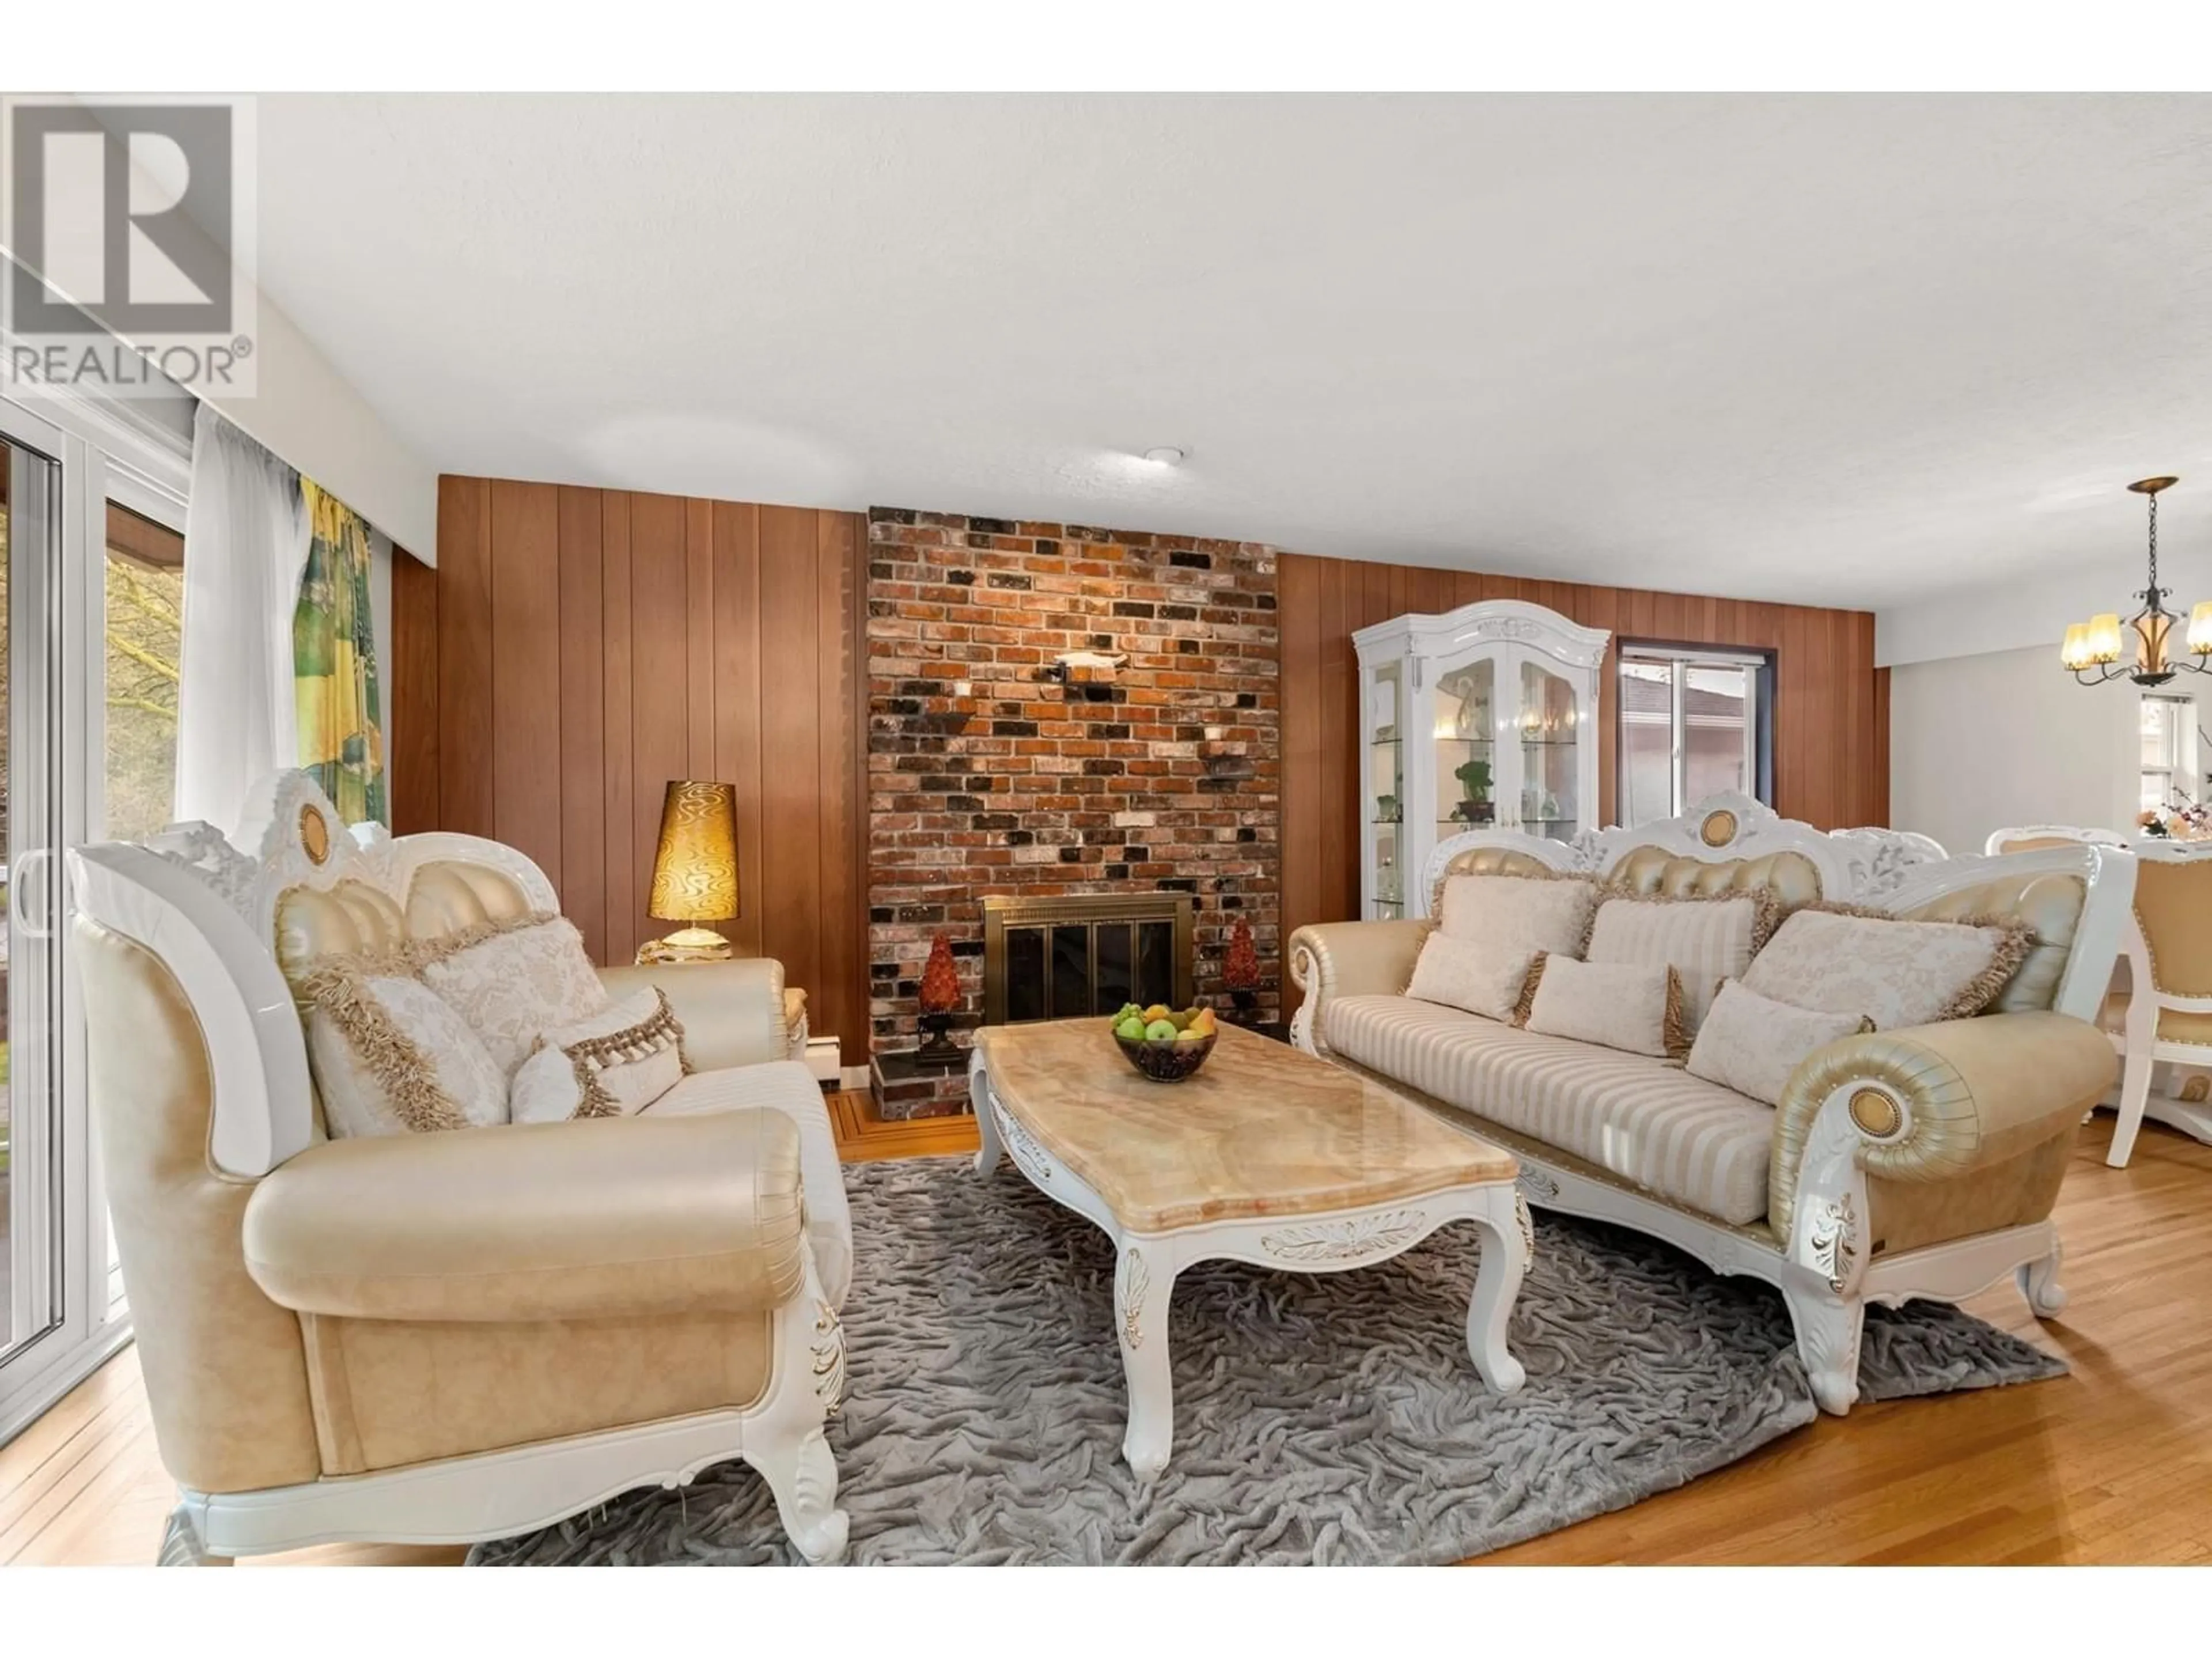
[174,401,311,830]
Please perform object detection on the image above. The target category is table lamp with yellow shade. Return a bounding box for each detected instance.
[640,780,740,964]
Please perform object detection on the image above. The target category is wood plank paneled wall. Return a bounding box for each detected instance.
[392,477,871,1065]
[1278,554,1884,1012]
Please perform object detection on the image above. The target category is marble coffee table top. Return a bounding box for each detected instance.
[972,1020,1516,1232]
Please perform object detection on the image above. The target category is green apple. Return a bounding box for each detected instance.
[1144,1018,1179,1042]
[1115,1016,1147,1041]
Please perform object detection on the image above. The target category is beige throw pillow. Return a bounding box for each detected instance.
[509,987,691,1123]
[1436,872,1598,956]
[1586,889,1777,1039]
[1404,931,1540,1022]
[1741,905,2035,1031]
[1522,956,1685,1059]
[300,961,509,1138]
[418,913,611,1075]
[1686,980,1874,1107]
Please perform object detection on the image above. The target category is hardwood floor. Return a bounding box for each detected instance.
[6,1096,2209,1566]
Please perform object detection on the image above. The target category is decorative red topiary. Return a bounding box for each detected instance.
[1223,916,1260,991]
[918,931,961,1014]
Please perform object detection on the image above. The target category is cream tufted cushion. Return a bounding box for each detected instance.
[276,879,409,993]
[275,860,540,997]
[1605,845,1825,915]
[1431,845,1563,912]
[405,859,536,942]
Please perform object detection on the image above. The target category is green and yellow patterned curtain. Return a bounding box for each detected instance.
[293,480,387,825]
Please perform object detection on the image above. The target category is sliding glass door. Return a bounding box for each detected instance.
[1,421,66,1380]
[0,390,188,1440]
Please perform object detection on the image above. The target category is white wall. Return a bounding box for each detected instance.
[1888,643,2206,855]
[1880,556,2149,667]
[1891,645,2120,855]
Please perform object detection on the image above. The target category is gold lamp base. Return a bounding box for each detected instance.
[636,926,735,965]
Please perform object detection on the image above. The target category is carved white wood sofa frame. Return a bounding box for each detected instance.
[1289,792,2136,1415]
[66,772,851,1563]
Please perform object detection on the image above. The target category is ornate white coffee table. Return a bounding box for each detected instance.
[970,1020,1529,1479]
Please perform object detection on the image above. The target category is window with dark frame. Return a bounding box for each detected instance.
[1617,645,1774,828]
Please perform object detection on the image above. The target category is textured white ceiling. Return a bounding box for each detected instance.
[249,93,2212,614]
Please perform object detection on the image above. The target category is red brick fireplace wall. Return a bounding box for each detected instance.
[866,509,1281,1116]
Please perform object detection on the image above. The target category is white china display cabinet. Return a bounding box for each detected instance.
[1353,599,1611,919]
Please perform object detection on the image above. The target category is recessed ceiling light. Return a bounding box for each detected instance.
[1140,446,1187,467]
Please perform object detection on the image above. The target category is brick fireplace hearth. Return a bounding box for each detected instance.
[866,509,1281,1117]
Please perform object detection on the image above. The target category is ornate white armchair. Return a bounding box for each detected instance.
[67,772,851,1564]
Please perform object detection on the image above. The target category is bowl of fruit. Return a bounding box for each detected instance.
[1109,1002,1219,1083]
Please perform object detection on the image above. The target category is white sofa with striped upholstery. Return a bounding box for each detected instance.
[1325,997,1776,1225]
[1287,794,2135,1415]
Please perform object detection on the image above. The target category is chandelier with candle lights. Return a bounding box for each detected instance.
[2060,478,2212,687]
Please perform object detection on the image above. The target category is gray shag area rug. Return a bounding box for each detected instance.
[471,1155,2064,1566]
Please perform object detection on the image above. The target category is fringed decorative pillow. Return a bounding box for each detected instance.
[1685,980,1874,1107]
[1435,870,1600,956]
[299,957,509,1139]
[417,912,611,1075]
[1741,904,2036,1031]
[1522,956,1687,1060]
[509,987,692,1123]
[1404,931,1542,1023]
[1585,887,1781,1040]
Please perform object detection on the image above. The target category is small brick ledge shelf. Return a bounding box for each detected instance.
[866,507,1283,1117]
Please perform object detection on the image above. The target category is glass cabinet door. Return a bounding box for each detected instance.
[1432,657,1497,853]
[1514,650,1584,841]
[1367,660,1406,917]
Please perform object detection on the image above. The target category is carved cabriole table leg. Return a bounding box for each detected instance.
[1464,1188,1531,1394]
[969,1050,1003,1175]
[1115,1243,1179,1480]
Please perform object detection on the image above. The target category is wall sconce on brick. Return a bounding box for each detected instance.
[1043,649,1127,685]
